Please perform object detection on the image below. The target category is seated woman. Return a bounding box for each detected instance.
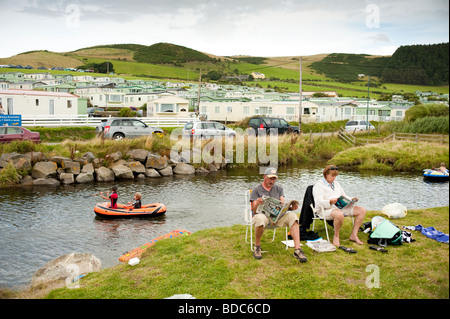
[312,165,366,247]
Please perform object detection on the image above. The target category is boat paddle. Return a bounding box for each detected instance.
[83,192,106,198]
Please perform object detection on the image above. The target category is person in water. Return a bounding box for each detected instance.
[100,186,119,209]
[127,192,142,209]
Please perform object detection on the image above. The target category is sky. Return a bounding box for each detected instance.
[0,0,448,58]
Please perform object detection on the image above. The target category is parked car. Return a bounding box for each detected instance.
[101,118,163,140]
[344,120,375,132]
[0,126,40,143]
[183,121,236,138]
[248,117,299,135]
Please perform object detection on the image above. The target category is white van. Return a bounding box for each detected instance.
[344,120,375,132]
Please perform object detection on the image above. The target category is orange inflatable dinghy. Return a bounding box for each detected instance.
[119,229,191,262]
[94,202,166,218]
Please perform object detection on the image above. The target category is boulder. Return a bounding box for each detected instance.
[127,149,148,163]
[128,161,146,174]
[62,160,81,175]
[32,161,58,179]
[80,151,95,164]
[173,162,195,175]
[33,178,60,186]
[145,153,168,170]
[81,163,94,175]
[145,168,161,178]
[60,173,75,184]
[111,164,134,180]
[95,167,115,182]
[48,156,71,166]
[158,166,173,176]
[24,151,46,165]
[106,151,122,162]
[0,152,21,168]
[76,172,94,184]
[31,252,101,288]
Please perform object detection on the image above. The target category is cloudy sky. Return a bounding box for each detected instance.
[0,0,448,58]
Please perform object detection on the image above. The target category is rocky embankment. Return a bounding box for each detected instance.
[0,149,227,187]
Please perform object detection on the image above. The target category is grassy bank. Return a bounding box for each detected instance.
[34,206,448,299]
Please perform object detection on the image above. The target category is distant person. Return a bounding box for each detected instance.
[127,192,142,209]
[312,165,367,248]
[0,103,4,115]
[438,162,449,175]
[250,167,307,263]
[100,186,119,209]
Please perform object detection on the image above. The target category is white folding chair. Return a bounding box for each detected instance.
[311,203,354,243]
[244,190,289,251]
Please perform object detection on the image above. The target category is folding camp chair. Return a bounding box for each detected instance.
[244,190,289,251]
[311,199,354,243]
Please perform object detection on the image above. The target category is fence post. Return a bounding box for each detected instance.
[393,132,396,142]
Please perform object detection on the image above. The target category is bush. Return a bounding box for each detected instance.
[405,103,449,122]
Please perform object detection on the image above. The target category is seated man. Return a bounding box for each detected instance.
[312,165,366,247]
[250,167,307,263]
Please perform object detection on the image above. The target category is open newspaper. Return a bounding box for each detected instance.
[256,195,299,224]
[335,196,358,209]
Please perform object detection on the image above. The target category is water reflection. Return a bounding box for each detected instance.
[0,164,448,288]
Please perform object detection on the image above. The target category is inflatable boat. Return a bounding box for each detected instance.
[119,229,191,262]
[94,202,167,218]
[423,169,449,182]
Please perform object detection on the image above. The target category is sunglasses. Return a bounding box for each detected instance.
[330,167,339,170]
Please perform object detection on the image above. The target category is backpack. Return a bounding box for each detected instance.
[367,216,403,246]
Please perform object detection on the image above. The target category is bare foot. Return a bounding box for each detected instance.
[350,236,364,245]
[332,236,340,247]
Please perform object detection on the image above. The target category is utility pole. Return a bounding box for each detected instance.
[366,75,370,133]
[196,69,201,117]
[298,57,303,133]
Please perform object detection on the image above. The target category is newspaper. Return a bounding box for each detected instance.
[256,195,299,224]
[335,196,358,209]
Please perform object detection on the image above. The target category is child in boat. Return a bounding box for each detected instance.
[438,162,449,175]
[127,192,142,209]
[100,186,119,209]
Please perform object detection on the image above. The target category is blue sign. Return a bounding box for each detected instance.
[0,115,22,126]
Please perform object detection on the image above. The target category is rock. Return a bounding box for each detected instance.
[48,156,71,166]
[95,167,115,182]
[31,252,101,288]
[20,175,34,185]
[33,178,60,186]
[62,160,81,175]
[173,162,195,175]
[127,149,148,163]
[196,167,209,174]
[128,161,146,174]
[60,173,75,184]
[0,152,21,168]
[24,151,46,165]
[11,156,32,171]
[111,164,134,180]
[80,151,95,164]
[145,168,161,178]
[136,173,146,179]
[76,172,94,184]
[81,163,94,174]
[32,161,58,179]
[207,163,218,172]
[106,151,122,162]
[158,166,173,176]
[145,153,168,170]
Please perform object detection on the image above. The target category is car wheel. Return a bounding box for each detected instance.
[113,133,125,140]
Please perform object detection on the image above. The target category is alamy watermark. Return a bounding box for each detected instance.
[365,4,380,29]
[365,264,381,288]
[65,4,81,29]
[170,128,279,174]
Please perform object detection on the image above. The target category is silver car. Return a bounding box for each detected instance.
[102,118,163,140]
[183,121,236,138]
[344,120,375,132]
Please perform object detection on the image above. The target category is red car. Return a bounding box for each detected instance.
[0,126,41,143]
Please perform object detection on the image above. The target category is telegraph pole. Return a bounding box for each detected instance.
[196,69,202,117]
[298,57,303,133]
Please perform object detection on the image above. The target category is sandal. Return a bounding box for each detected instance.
[339,246,357,254]
[253,245,262,259]
[369,245,388,253]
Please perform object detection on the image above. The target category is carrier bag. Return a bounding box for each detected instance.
[368,216,403,246]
